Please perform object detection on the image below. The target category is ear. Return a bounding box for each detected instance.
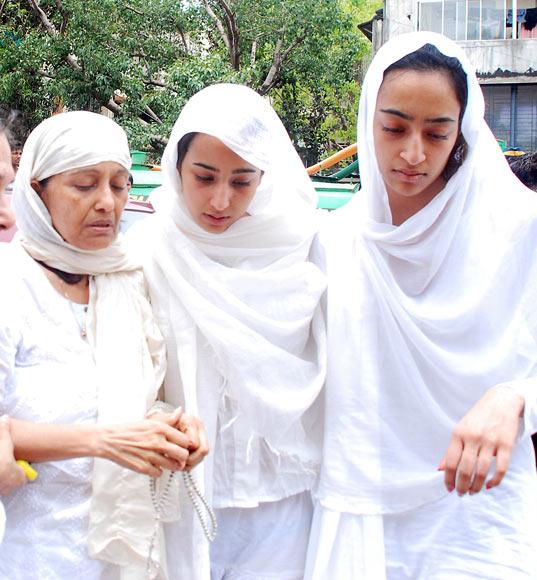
[31,179,42,195]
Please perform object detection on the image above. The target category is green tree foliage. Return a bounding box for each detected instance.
[0,0,380,160]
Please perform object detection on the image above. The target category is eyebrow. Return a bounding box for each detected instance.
[193,162,257,174]
[380,108,456,124]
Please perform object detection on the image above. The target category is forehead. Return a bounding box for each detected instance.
[376,69,460,114]
[186,133,258,169]
[59,161,129,178]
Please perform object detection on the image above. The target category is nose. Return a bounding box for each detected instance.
[400,134,426,166]
[209,183,232,212]
[94,183,116,212]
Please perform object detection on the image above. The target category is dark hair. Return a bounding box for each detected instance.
[384,43,469,180]
[508,152,537,192]
[176,132,199,172]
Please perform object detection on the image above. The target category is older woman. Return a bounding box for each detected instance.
[142,84,326,580]
[0,111,205,579]
[306,32,537,579]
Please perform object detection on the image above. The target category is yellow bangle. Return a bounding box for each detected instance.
[16,460,38,481]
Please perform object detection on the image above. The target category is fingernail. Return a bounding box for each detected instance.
[447,484,454,492]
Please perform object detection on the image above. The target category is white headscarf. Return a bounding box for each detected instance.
[316,32,537,514]
[142,84,326,577]
[13,111,169,577]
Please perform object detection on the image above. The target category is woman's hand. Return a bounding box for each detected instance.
[439,386,524,496]
[178,413,209,470]
[0,417,26,495]
[147,407,209,471]
[96,415,192,478]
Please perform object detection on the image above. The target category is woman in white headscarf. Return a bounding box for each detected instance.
[0,111,206,579]
[305,32,537,579]
[143,83,326,579]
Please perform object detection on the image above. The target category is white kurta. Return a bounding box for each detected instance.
[306,204,537,580]
[0,244,117,579]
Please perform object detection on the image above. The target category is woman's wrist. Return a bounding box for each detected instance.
[492,383,525,417]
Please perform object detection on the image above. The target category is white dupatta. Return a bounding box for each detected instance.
[13,111,170,578]
[315,32,537,515]
[142,84,326,579]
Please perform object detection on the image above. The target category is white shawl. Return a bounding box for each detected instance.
[13,111,169,578]
[142,84,326,578]
[315,32,537,515]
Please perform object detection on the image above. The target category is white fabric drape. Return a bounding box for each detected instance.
[12,111,169,578]
[141,83,326,579]
[314,31,537,516]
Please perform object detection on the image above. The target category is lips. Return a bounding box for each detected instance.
[87,219,114,231]
[203,213,231,225]
[394,168,427,183]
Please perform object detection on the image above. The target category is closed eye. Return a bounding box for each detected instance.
[382,126,403,134]
[428,133,449,141]
[195,175,214,182]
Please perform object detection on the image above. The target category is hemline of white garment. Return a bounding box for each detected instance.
[305,491,537,580]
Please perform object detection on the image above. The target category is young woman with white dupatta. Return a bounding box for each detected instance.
[305,32,537,579]
[142,83,326,579]
[0,111,207,579]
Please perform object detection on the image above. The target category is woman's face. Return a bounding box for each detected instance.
[33,161,130,250]
[179,133,262,233]
[373,69,461,223]
[0,132,16,232]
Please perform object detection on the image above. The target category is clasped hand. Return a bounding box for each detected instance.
[439,385,524,496]
[99,407,207,478]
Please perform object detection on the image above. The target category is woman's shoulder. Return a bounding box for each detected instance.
[0,244,31,293]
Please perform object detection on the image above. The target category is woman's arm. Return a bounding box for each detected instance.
[439,384,526,496]
[10,413,193,478]
[0,416,26,495]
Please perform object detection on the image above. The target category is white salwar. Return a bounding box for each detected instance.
[141,84,326,579]
[306,32,537,579]
[0,112,171,578]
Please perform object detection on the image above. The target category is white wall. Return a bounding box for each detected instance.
[380,1,537,79]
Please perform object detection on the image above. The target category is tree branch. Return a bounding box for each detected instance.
[143,105,163,125]
[215,0,240,70]
[28,0,58,35]
[258,33,306,96]
[202,0,230,50]
[125,4,144,16]
[143,78,180,95]
[55,0,69,35]
[204,0,240,70]
[27,0,81,69]
[0,0,8,18]
[250,38,258,66]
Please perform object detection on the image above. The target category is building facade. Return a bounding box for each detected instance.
[376,0,537,150]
